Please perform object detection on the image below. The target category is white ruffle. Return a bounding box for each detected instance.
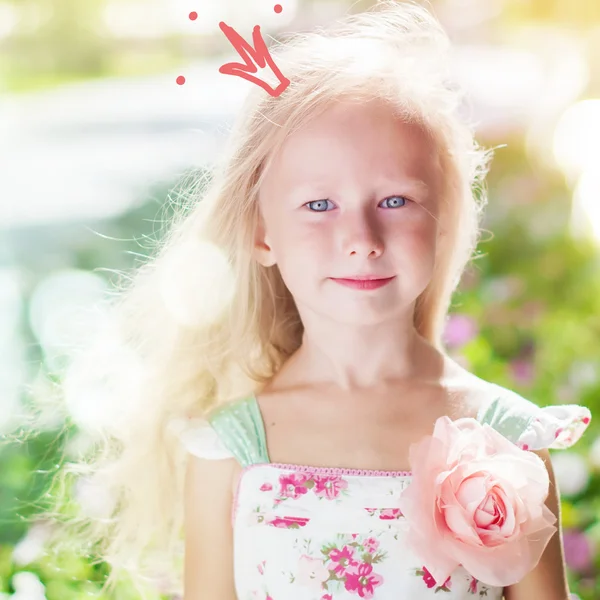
[516,403,592,451]
[168,415,234,460]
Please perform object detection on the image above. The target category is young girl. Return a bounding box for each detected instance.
[37,1,591,600]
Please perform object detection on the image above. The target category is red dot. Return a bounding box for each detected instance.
[274,4,282,13]
[176,76,186,85]
[189,11,198,20]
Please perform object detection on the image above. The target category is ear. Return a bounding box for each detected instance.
[253,214,277,267]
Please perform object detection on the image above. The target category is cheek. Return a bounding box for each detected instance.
[272,220,329,262]
[393,219,438,260]
[268,223,327,288]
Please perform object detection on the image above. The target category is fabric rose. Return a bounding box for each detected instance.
[397,415,558,587]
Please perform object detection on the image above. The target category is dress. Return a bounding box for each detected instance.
[169,386,592,600]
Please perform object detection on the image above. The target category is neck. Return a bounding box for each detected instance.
[283,320,445,392]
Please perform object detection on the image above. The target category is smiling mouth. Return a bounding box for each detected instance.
[331,275,395,281]
[329,276,396,289]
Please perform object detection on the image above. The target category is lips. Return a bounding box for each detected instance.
[330,276,396,290]
[333,276,394,281]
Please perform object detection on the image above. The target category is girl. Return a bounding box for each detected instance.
[36,1,591,600]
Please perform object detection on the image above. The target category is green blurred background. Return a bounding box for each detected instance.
[1,0,599,598]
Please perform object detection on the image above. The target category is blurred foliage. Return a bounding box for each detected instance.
[449,137,600,599]
[3,0,600,93]
[0,176,187,598]
[502,0,600,24]
[1,0,192,92]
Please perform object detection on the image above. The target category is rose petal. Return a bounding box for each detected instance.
[443,504,482,545]
[399,414,559,587]
[458,513,557,586]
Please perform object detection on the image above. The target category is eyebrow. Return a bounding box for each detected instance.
[395,179,430,194]
[289,178,431,196]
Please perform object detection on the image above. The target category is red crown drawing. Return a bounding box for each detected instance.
[218,21,290,98]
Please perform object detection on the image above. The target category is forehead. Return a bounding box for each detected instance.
[263,100,442,192]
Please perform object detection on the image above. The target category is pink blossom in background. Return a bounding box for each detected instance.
[519,300,546,323]
[443,314,478,348]
[397,415,558,587]
[510,359,535,385]
[563,529,594,571]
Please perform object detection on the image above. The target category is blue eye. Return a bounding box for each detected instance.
[304,196,408,212]
[381,196,407,209]
[305,199,334,212]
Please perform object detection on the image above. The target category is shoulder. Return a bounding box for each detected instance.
[169,394,269,468]
[476,383,592,451]
[168,410,237,461]
[169,401,249,497]
[443,369,503,420]
[168,396,255,457]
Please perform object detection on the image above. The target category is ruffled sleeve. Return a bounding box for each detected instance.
[517,403,592,450]
[478,391,592,452]
[167,415,235,460]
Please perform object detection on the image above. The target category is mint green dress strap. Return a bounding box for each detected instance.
[207,395,270,468]
[476,395,534,445]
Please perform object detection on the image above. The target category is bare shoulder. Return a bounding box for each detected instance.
[440,359,504,419]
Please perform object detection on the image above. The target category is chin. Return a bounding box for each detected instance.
[328,305,410,326]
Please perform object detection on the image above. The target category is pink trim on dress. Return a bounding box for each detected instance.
[231,462,412,526]
[269,462,412,477]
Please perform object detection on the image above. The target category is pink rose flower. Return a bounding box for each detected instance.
[312,475,348,499]
[397,415,558,587]
[343,562,384,597]
[278,473,309,499]
[326,546,358,576]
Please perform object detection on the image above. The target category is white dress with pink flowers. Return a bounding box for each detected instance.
[170,388,591,600]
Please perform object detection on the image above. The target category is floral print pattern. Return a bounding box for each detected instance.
[273,472,350,505]
[237,465,505,600]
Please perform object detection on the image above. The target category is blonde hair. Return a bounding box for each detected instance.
[28,1,493,597]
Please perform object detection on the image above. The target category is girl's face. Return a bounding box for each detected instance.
[255,99,445,326]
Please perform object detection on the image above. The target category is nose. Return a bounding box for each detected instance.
[340,211,384,258]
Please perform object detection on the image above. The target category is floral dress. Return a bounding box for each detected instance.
[169,387,591,600]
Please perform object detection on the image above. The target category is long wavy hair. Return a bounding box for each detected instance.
[26,1,493,597]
